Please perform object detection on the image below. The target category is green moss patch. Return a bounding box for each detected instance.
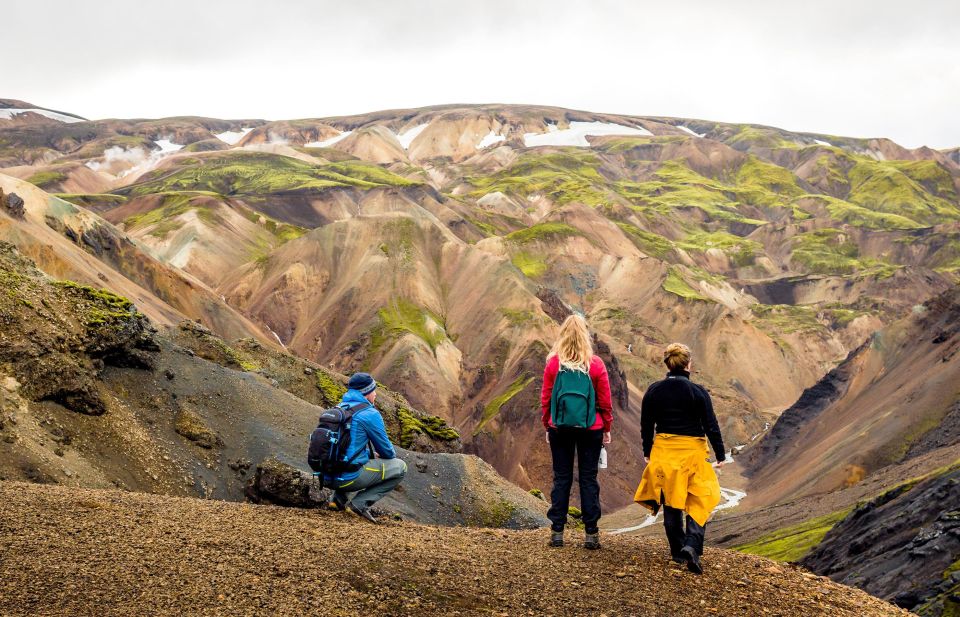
[499,308,537,327]
[751,304,828,335]
[26,170,67,189]
[791,228,899,277]
[847,158,960,226]
[468,151,612,207]
[54,193,128,211]
[52,280,140,327]
[510,252,548,278]
[677,230,762,267]
[397,407,460,448]
[475,374,535,434]
[505,222,578,245]
[616,222,674,258]
[662,267,708,301]
[315,371,347,407]
[125,151,419,197]
[371,298,447,355]
[735,508,852,562]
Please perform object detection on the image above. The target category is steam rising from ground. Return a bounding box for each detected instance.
[85,137,183,178]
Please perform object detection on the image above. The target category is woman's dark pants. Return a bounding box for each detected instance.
[546,427,603,533]
[663,505,706,557]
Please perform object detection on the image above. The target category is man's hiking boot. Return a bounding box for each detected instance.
[680,546,702,575]
[583,532,601,550]
[670,553,685,564]
[328,491,347,512]
[348,503,379,524]
[548,530,564,547]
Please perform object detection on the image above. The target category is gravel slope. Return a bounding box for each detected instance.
[0,482,907,617]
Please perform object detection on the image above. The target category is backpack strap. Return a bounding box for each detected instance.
[340,402,374,464]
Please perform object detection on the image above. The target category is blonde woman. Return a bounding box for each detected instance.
[540,314,613,549]
[634,343,727,574]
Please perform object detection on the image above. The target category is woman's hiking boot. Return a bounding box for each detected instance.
[548,530,564,547]
[680,546,702,574]
[583,531,601,550]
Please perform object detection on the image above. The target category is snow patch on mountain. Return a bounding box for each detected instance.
[523,121,652,147]
[0,108,85,123]
[478,130,506,148]
[814,139,832,147]
[215,128,253,145]
[304,130,353,148]
[396,124,429,149]
[678,125,704,138]
[154,139,183,153]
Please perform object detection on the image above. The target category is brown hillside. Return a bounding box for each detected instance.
[0,481,908,617]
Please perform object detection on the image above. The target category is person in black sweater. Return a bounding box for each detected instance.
[638,343,728,574]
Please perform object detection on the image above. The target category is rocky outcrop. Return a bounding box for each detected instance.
[245,458,328,507]
[0,243,158,416]
[0,189,24,219]
[801,463,960,615]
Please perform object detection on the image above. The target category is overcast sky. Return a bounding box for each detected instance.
[4,0,958,148]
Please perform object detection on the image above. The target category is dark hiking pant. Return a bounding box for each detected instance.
[333,458,407,510]
[663,505,706,557]
[546,427,603,533]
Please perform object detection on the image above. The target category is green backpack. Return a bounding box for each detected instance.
[550,367,596,429]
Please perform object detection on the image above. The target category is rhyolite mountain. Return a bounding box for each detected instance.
[2,101,958,515]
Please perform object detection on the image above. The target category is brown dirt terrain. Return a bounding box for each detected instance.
[0,481,908,617]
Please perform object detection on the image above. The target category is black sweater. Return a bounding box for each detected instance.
[640,370,726,461]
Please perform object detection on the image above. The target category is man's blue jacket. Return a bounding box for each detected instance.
[328,388,397,483]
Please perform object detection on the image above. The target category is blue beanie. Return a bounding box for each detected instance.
[347,372,377,395]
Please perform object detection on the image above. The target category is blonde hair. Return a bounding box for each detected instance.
[549,314,593,373]
[663,343,691,371]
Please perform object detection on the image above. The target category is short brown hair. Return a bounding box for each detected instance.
[663,343,691,371]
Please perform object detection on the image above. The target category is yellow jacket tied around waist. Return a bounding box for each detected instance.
[633,433,721,526]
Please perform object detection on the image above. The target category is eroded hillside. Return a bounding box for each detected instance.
[2,102,958,509]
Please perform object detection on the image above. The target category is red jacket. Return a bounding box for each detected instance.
[541,355,613,432]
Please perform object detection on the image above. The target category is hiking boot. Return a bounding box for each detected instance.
[680,546,702,575]
[328,491,348,512]
[548,530,564,547]
[583,531,601,550]
[348,503,379,524]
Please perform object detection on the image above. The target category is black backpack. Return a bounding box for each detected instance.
[307,402,371,475]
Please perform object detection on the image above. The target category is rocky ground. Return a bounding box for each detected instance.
[0,481,908,617]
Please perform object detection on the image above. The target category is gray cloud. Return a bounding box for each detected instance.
[3,0,958,148]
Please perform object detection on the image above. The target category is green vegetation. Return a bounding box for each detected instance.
[125,151,419,197]
[510,251,548,278]
[615,222,674,258]
[52,280,139,327]
[25,170,66,188]
[476,375,535,433]
[806,195,924,230]
[847,158,960,226]
[616,160,768,225]
[736,508,852,562]
[499,307,537,327]
[889,160,958,200]
[371,298,446,355]
[661,267,707,301]
[471,499,517,527]
[504,222,579,245]
[733,156,804,207]
[751,304,827,335]
[468,151,612,207]
[315,371,347,406]
[122,192,221,234]
[54,193,128,211]
[791,228,899,277]
[528,488,544,500]
[396,407,460,448]
[212,339,260,372]
[726,125,796,149]
[677,230,762,267]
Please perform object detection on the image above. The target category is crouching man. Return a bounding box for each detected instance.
[326,372,407,523]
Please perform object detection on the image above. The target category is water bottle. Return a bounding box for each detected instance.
[598,446,608,469]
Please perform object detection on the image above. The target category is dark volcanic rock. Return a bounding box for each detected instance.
[536,288,572,324]
[801,464,960,613]
[246,458,327,507]
[0,189,25,219]
[593,334,629,410]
